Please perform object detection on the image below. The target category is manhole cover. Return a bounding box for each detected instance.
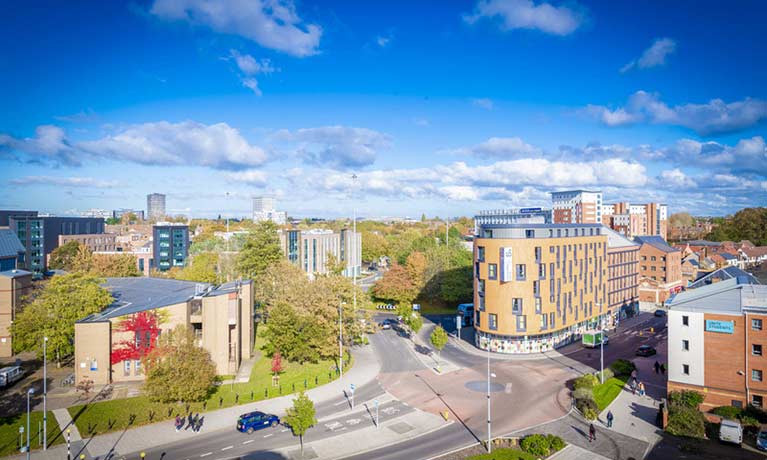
[387,422,413,434]
[465,380,505,392]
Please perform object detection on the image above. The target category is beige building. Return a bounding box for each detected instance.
[75,277,254,385]
[601,202,668,240]
[0,269,33,357]
[58,233,117,252]
[279,229,361,278]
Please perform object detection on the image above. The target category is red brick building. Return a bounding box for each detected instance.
[635,236,683,305]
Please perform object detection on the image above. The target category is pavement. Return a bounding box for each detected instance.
[550,444,612,460]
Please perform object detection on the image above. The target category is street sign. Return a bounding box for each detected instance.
[350,383,355,392]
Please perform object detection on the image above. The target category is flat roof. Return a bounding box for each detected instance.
[0,269,32,279]
[669,277,767,314]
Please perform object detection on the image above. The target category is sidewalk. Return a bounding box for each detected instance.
[3,343,381,460]
[412,321,462,374]
[549,444,611,460]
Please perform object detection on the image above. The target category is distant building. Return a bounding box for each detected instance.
[9,216,105,277]
[58,233,117,253]
[688,266,761,290]
[279,228,361,278]
[0,210,38,227]
[635,235,683,306]
[605,228,640,320]
[94,246,153,276]
[112,209,145,221]
[0,228,26,272]
[146,193,166,221]
[602,202,668,240]
[152,223,189,271]
[551,190,603,224]
[80,208,111,219]
[252,196,287,225]
[473,208,552,234]
[0,269,33,357]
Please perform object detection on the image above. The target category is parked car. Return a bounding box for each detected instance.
[0,366,25,388]
[719,418,743,446]
[756,425,767,451]
[635,345,657,357]
[654,309,667,317]
[237,411,280,433]
[379,320,393,330]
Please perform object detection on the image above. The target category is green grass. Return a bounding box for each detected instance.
[467,448,537,460]
[415,298,460,315]
[593,375,630,411]
[0,411,63,457]
[68,327,352,437]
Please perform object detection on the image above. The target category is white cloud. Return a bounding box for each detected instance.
[471,98,494,110]
[274,126,391,169]
[376,35,392,47]
[412,118,430,127]
[464,0,583,36]
[662,136,766,176]
[584,91,767,134]
[0,125,79,165]
[226,169,268,186]
[659,168,695,189]
[78,121,267,169]
[452,136,541,158]
[440,185,481,201]
[620,38,676,73]
[241,77,261,96]
[10,176,120,188]
[150,0,322,57]
[228,50,276,96]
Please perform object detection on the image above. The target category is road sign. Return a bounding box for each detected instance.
[350,383,355,392]
[374,399,379,428]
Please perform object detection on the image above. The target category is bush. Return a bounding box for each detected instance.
[573,387,594,402]
[739,415,760,429]
[576,397,598,414]
[583,407,598,421]
[743,404,767,423]
[666,405,706,438]
[573,373,599,390]
[546,434,566,452]
[711,406,742,419]
[520,434,550,456]
[668,390,705,409]
[596,368,615,382]
[610,359,636,376]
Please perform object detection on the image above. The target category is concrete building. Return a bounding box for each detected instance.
[635,236,683,306]
[80,209,111,219]
[551,190,603,224]
[605,228,640,320]
[473,220,610,354]
[9,216,105,277]
[0,269,33,357]
[152,223,189,271]
[252,196,287,225]
[279,228,361,278]
[473,208,551,234]
[146,193,166,221]
[58,233,117,253]
[668,277,767,410]
[0,210,38,227]
[112,209,145,221]
[602,202,668,240]
[74,277,254,384]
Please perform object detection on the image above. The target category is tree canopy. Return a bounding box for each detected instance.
[284,391,317,454]
[48,241,83,270]
[707,207,767,246]
[236,221,283,281]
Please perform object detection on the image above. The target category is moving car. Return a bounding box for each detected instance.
[635,345,657,357]
[719,418,743,446]
[654,309,667,317]
[237,411,280,433]
[756,426,767,451]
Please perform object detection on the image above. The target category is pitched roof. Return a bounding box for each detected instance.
[689,266,760,289]
[743,246,767,258]
[634,235,678,253]
[0,269,32,279]
[670,277,766,314]
[720,252,737,261]
[604,227,639,249]
[0,228,25,259]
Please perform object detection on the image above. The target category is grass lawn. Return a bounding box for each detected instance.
[0,411,63,458]
[593,375,630,411]
[68,327,352,437]
[467,448,537,460]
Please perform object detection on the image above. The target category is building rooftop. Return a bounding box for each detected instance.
[669,277,766,314]
[634,235,678,253]
[604,227,639,249]
[0,228,25,258]
[689,266,760,290]
[550,190,602,195]
[0,269,32,279]
[684,240,723,247]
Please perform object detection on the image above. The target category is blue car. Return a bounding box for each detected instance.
[757,426,767,451]
[237,411,280,433]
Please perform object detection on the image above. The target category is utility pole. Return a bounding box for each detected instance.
[26,388,34,460]
[446,217,449,246]
[339,301,345,380]
[43,336,48,450]
[352,174,358,313]
[487,339,491,453]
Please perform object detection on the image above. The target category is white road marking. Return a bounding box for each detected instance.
[242,440,254,445]
[263,433,274,438]
[325,421,343,431]
[221,446,233,451]
[346,418,361,425]
[200,453,212,458]
[333,400,346,406]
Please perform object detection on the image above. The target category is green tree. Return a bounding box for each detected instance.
[284,391,317,455]
[11,273,113,364]
[325,252,346,276]
[105,217,120,225]
[439,266,474,303]
[142,325,217,402]
[48,241,83,270]
[707,207,767,245]
[361,231,388,263]
[175,252,219,283]
[236,221,283,280]
[430,325,448,359]
[91,253,141,277]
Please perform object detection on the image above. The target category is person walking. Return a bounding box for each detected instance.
[606,410,614,428]
[175,415,182,432]
[185,413,194,431]
[654,361,660,374]
[639,382,646,397]
[589,423,596,442]
[196,416,205,433]
[660,363,666,375]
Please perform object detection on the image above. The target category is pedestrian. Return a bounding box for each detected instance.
[660,363,666,375]
[185,413,193,430]
[631,369,637,380]
[175,415,182,432]
[639,382,645,397]
[589,423,596,442]
[196,416,205,433]
[654,361,660,374]
[606,410,614,428]
[191,413,199,431]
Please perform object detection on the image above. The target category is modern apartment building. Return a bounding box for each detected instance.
[146,193,166,221]
[152,223,188,271]
[279,228,361,278]
[473,220,610,354]
[252,196,287,225]
[9,216,105,277]
[58,233,117,253]
[635,236,683,305]
[605,228,640,320]
[551,190,603,224]
[0,210,38,227]
[602,202,668,240]
[112,209,145,221]
[473,208,552,234]
[74,277,254,384]
[668,277,767,410]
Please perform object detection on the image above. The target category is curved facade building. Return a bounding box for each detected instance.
[473,222,613,354]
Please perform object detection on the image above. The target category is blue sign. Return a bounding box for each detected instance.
[519,207,542,214]
[705,320,734,334]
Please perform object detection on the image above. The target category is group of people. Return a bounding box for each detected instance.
[654,361,666,374]
[175,413,205,433]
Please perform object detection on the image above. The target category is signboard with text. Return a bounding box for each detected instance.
[500,247,513,282]
[705,319,734,334]
[519,207,542,214]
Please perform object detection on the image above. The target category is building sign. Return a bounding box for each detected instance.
[519,207,542,214]
[499,247,513,282]
[705,320,734,334]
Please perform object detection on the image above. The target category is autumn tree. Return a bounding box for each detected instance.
[70,244,95,273]
[406,251,428,291]
[236,221,283,280]
[361,231,388,263]
[48,241,82,271]
[11,273,113,364]
[142,325,216,402]
[371,263,419,306]
[91,253,141,277]
[175,251,219,283]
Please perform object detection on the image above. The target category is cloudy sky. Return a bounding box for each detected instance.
[1,0,766,218]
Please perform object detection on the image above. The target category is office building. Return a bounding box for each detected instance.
[473,208,551,234]
[252,196,287,225]
[602,202,668,240]
[551,190,603,224]
[279,228,361,278]
[9,216,105,277]
[146,193,166,221]
[152,223,189,271]
[635,236,683,306]
[80,209,111,219]
[605,228,640,320]
[74,277,254,384]
[473,218,610,354]
[0,229,26,272]
[668,277,767,410]
[112,209,145,221]
[0,210,38,227]
[59,233,117,253]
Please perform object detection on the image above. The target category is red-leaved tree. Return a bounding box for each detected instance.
[271,351,283,376]
[110,311,163,365]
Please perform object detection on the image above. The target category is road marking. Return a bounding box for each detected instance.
[333,400,346,406]
[325,421,343,431]
[200,453,212,457]
[263,433,274,438]
[346,418,361,425]
[221,446,233,451]
[402,402,409,407]
[280,428,289,432]
[382,407,400,415]
[242,440,254,444]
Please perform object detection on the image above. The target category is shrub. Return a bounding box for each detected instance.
[576,397,598,414]
[583,407,598,421]
[739,415,760,429]
[596,368,615,382]
[666,405,706,438]
[573,387,594,402]
[743,404,767,423]
[546,434,566,452]
[711,406,742,419]
[520,434,550,456]
[610,359,636,376]
[668,390,705,409]
[573,374,599,390]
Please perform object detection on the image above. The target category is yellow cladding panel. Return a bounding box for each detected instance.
[475,235,607,336]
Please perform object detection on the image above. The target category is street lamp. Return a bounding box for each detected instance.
[351,174,358,312]
[43,336,48,450]
[486,336,497,453]
[339,301,346,380]
[26,387,34,460]
[597,305,605,384]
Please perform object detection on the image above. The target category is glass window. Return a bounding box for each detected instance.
[753,319,763,331]
[124,360,131,376]
[512,298,523,314]
[535,297,541,314]
[488,264,497,280]
[682,364,690,375]
[682,315,689,326]
[135,360,142,375]
[516,264,526,280]
[539,263,546,279]
[534,247,542,261]
[753,369,763,382]
[489,314,497,330]
[525,230,535,238]
[754,344,763,356]
[682,340,689,351]
[517,315,526,331]
[478,279,485,294]
[753,395,764,408]
[549,312,555,328]
[477,246,485,262]
[533,281,540,296]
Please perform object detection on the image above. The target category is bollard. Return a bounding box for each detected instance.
[315,376,318,386]
[264,388,268,398]
[292,383,295,392]
[236,394,239,404]
[304,379,307,389]
[219,397,223,407]
[203,401,207,410]
[251,391,254,400]
[279,385,282,395]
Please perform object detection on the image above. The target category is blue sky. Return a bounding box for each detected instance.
[1,0,766,219]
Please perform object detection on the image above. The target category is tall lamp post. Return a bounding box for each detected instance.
[43,336,48,450]
[597,304,605,384]
[486,338,496,453]
[351,174,358,312]
[26,387,34,460]
[339,301,346,380]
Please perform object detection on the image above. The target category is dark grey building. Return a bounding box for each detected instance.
[9,216,105,277]
[0,228,25,272]
[152,224,189,271]
[0,210,38,227]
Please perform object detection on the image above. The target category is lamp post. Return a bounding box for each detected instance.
[486,337,491,453]
[26,387,34,460]
[597,305,605,384]
[351,174,358,312]
[339,301,346,380]
[43,336,48,450]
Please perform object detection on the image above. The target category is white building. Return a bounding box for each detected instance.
[252,196,287,225]
[279,228,361,278]
[551,190,603,224]
[146,193,166,220]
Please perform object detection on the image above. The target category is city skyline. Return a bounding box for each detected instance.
[1,1,766,218]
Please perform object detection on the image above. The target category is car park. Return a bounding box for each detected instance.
[635,345,657,357]
[237,411,280,433]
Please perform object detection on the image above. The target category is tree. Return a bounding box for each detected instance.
[284,391,317,455]
[11,273,113,364]
[361,231,388,263]
[405,251,428,291]
[175,252,219,283]
[105,217,120,225]
[142,325,217,403]
[71,244,95,273]
[439,266,473,303]
[325,252,346,276]
[371,263,419,306]
[430,325,448,359]
[707,207,767,246]
[669,212,694,228]
[271,351,283,376]
[48,241,83,270]
[236,221,283,280]
[91,253,141,277]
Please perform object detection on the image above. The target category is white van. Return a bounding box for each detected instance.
[719,418,743,446]
[0,366,25,388]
